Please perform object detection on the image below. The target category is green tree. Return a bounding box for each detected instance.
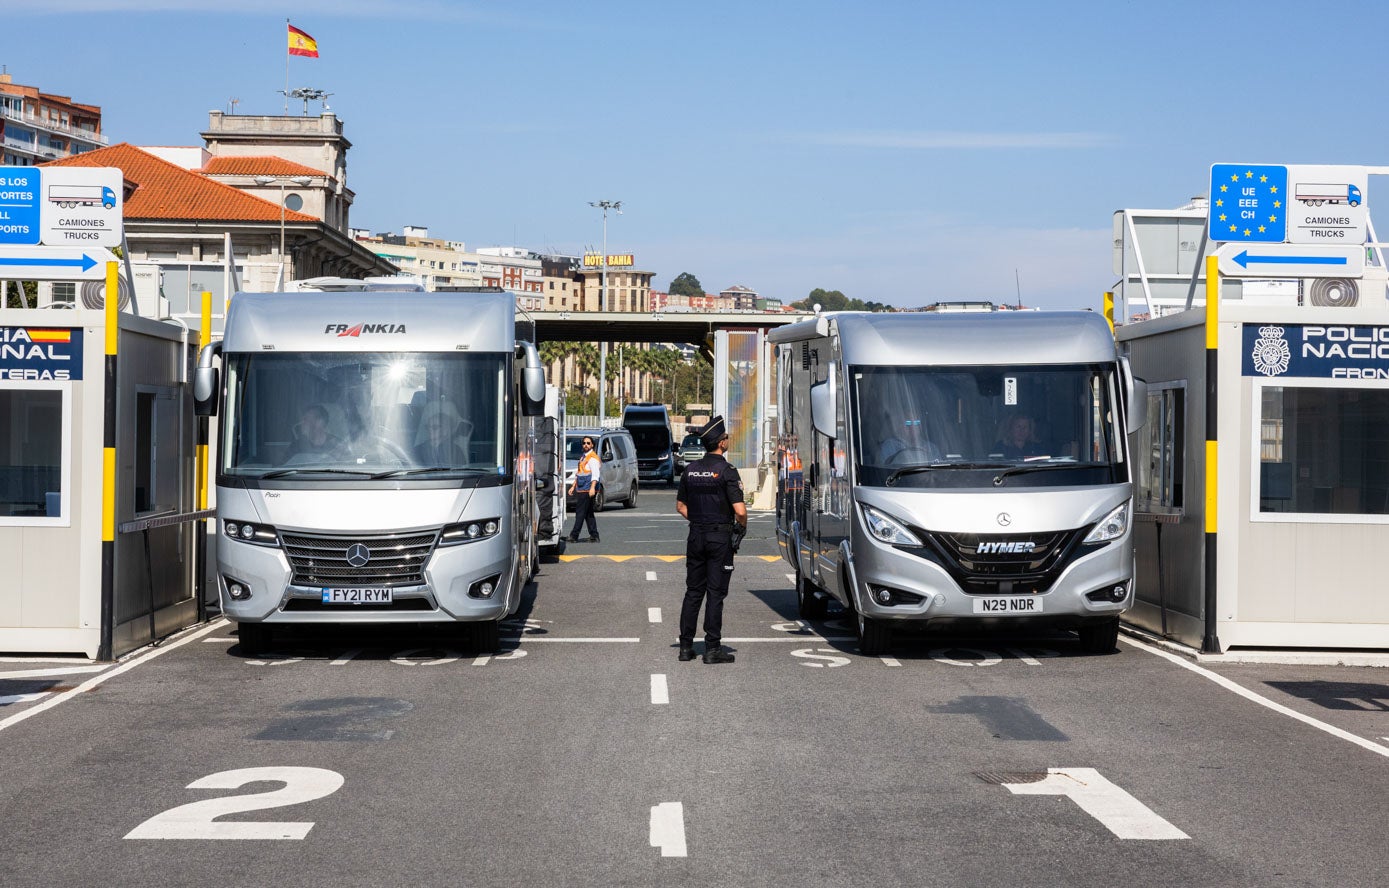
[790,287,890,313]
[668,272,703,298]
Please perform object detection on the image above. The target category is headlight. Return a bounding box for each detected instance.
[439,518,502,546]
[223,520,278,546]
[1083,502,1129,544]
[659,451,671,460]
[862,505,923,547]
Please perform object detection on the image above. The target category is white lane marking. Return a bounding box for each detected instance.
[0,618,228,734]
[125,766,344,841]
[649,802,687,857]
[651,674,669,705]
[0,692,49,705]
[1005,647,1041,666]
[879,656,902,667]
[0,664,108,679]
[648,607,662,623]
[930,648,1003,667]
[501,637,640,643]
[329,649,363,666]
[791,648,851,668]
[1004,768,1188,840]
[646,571,658,582]
[723,636,856,643]
[785,573,796,583]
[390,648,463,666]
[472,655,491,666]
[201,637,236,643]
[1121,635,1389,760]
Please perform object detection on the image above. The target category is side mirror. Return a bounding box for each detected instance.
[810,361,838,437]
[521,367,545,417]
[1120,356,1148,434]
[193,366,219,417]
[602,453,613,462]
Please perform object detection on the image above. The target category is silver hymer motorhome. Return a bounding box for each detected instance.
[771,311,1145,654]
[194,290,545,653]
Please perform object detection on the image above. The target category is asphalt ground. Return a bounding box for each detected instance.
[1,486,1387,887]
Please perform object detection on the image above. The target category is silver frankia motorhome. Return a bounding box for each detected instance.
[771,311,1145,654]
[194,290,546,653]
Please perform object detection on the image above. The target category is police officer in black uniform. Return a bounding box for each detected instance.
[675,416,748,664]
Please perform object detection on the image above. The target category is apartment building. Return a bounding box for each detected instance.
[0,73,106,165]
[353,226,481,289]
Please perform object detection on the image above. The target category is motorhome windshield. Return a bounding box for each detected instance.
[851,364,1123,489]
[221,352,508,483]
[627,425,670,454]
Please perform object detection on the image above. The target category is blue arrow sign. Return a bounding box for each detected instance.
[0,254,99,272]
[1233,250,1348,269]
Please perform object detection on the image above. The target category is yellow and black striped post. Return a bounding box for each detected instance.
[98,261,119,661]
[1202,254,1221,654]
[1103,291,1115,334]
[195,291,213,621]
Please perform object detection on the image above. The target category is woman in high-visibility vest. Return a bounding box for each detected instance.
[567,435,602,543]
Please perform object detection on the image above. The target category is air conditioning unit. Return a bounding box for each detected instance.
[79,276,132,311]
[1305,277,1358,307]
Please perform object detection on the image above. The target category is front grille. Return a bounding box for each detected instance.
[280,530,438,587]
[920,528,1087,595]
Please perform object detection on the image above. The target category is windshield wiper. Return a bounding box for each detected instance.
[370,467,490,479]
[259,467,378,479]
[991,460,1107,486]
[886,462,1011,487]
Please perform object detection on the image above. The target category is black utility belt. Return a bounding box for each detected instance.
[691,522,734,532]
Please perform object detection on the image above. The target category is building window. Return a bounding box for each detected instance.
[0,384,71,525]
[1256,384,1389,517]
[1136,384,1184,513]
[134,387,181,515]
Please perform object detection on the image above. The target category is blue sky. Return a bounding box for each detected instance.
[8,0,1388,309]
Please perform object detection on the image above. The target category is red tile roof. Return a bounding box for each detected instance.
[202,155,325,178]
[43,143,317,223]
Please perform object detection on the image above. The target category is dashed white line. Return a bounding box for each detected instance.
[648,607,662,623]
[649,802,687,857]
[651,674,669,705]
[646,571,658,582]
[329,649,363,666]
[201,637,236,643]
[1121,635,1389,759]
[879,656,902,667]
[501,637,641,643]
[721,636,857,643]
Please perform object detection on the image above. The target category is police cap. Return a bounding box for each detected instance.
[700,415,728,449]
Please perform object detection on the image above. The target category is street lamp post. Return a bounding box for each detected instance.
[256,175,313,285]
[589,199,621,421]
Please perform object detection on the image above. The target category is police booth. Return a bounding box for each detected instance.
[0,300,202,659]
[1120,275,1389,652]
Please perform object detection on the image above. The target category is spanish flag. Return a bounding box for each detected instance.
[288,24,319,58]
[25,329,71,343]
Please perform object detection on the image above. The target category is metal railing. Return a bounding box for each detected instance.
[0,106,109,146]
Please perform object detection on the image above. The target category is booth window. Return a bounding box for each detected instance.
[1137,384,1184,513]
[1259,385,1389,516]
[0,387,67,523]
[135,387,181,515]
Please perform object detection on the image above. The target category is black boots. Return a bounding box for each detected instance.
[589,533,600,543]
[678,644,696,662]
[702,644,735,664]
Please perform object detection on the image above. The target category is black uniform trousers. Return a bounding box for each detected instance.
[680,524,735,645]
[569,489,599,539]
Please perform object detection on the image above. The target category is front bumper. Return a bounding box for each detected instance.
[217,531,515,625]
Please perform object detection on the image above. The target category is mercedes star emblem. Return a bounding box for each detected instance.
[346,543,371,568]
[996,513,1012,527]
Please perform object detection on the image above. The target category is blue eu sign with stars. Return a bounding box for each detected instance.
[1209,164,1288,243]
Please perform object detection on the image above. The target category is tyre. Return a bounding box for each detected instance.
[624,482,638,509]
[470,619,501,654]
[593,487,606,512]
[237,621,271,655]
[796,570,828,620]
[1077,618,1120,653]
[857,612,892,656]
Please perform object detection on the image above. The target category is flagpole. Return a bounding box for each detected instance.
[284,18,290,114]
